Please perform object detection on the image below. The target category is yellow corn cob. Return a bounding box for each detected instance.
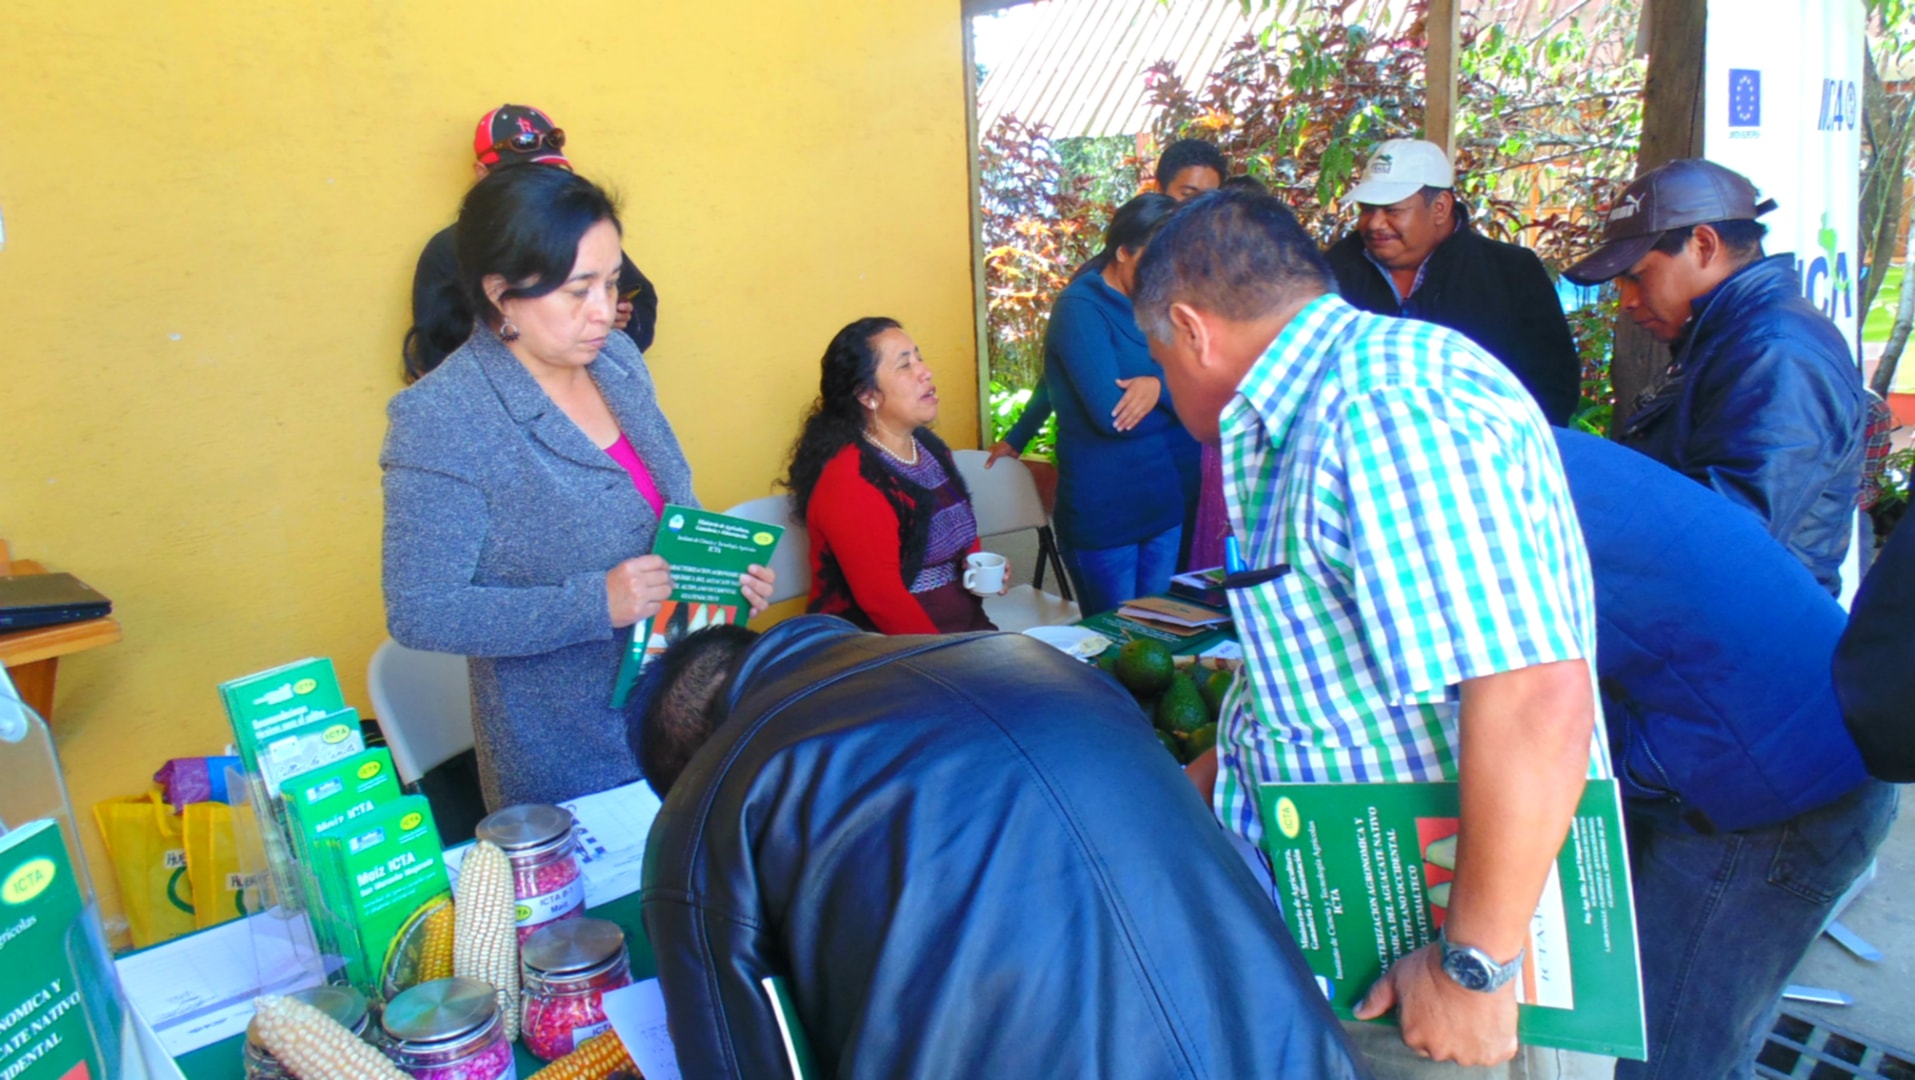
[416,899,457,982]
[251,994,408,1080]
[527,1030,638,1080]
[453,839,521,1041]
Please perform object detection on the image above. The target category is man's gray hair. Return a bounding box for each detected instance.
[1131,189,1334,343]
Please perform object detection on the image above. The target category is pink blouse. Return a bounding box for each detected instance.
[604,433,665,519]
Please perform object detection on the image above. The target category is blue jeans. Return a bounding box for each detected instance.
[1618,779,1899,1079]
[1062,525,1181,615]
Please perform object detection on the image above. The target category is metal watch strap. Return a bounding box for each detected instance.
[1437,926,1525,993]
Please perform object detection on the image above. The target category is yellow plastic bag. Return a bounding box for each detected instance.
[183,801,250,930]
[93,790,196,948]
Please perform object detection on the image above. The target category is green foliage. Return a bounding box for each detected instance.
[1567,293,1620,436]
[988,380,1058,460]
[1870,445,1914,543]
[976,0,1646,426]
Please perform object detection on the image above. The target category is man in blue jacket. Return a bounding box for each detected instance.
[1556,428,1895,1079]
[631,617,1365,1079]
[1565,159,1866,593]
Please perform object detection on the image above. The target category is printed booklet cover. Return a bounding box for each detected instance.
[611,505,784,708]
[1258,779,1646,1059]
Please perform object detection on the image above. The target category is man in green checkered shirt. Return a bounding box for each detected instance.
[1133,189,1605,1075]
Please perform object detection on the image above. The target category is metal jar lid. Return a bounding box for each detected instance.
[476,804,576,860]
[522,918,626,985]
[380,977,499,1055]
[245,985,370,1050]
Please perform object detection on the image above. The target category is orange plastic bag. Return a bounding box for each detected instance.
[93,790,196,948]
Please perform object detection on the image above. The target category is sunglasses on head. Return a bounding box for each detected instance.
[487,128,566,158]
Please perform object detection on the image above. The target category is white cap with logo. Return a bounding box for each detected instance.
[1342,139,1455,207]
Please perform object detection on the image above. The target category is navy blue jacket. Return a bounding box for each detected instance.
[1834,519,1915,781]
[1617,255,1865,593]
[1556,430,1867,832]
[641,617,1366,1079]
[1042,273,1201,549]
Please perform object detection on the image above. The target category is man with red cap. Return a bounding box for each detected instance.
[403,104,659,381]
[1563,158,1865,594]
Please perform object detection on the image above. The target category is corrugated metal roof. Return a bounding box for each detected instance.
[976,0,1265,139]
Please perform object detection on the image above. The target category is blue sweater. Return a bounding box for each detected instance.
[1042,274,1200,549]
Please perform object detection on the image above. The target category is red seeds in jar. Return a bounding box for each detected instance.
[382,977,516,1080]
[520,918,633,1062]
[475,804,587,944]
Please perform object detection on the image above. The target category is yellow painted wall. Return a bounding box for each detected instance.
[1,1,979,938]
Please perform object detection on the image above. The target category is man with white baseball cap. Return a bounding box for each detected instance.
[1327,139,1583,425]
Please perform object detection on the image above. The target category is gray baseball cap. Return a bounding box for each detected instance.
[1563,159,1777,285]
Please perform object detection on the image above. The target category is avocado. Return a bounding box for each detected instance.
[1199,668,1234,719]
[1185,722,1218,758]
[1154,673,1208,736]
[1115,639,1175,698]
[1155,729,1185,762]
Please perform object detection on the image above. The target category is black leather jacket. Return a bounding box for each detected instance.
[641,616,1366,1079]
[1327,204,1583,424]
[1618,255,1865,593]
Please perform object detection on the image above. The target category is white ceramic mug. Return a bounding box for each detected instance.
[963,552,1008,596]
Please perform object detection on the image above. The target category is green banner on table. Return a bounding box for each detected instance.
[1258,778,1646,1059]
[611,505,784,708]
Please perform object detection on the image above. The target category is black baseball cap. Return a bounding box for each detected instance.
[1564,159,1777,285]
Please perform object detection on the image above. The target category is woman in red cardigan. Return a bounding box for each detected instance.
[782,317,998,634]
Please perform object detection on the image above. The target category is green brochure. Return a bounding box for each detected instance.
[1258,778,1647,1059]
[610,505,784,708]
[0,819,118,1080]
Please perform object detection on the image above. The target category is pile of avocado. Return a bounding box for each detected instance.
[1095,639,1232,764]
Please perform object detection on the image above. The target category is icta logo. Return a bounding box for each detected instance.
[1816,79,1858,132]
[1800,211,1852,320]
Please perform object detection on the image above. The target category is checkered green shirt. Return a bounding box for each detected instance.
[1214,294,1607,847]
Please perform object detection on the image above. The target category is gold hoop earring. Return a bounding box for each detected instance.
[500,320,521,343]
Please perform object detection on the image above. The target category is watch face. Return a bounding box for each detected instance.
[1442,950,1495,992]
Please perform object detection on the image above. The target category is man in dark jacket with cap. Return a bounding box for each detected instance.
[1327,139,1584,424]
[1564,158,1866,594]
[632,616,1366,1079]
[403,104,659,381]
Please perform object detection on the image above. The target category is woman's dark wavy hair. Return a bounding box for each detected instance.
[400,166,621,382]
[782,317,903,518]
[1072,192,1181,282]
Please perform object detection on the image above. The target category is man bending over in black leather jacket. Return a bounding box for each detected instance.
[629,615,1368,1079]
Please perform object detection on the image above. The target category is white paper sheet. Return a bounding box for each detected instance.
[603,978,681,1080]
[445,779,661,908]
[114,910,325,1056]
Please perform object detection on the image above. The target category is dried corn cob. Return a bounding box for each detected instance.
[527,1030,638,1080]
[251,994,408,1080]
[417,899,457,982]
[454,839,521,1041]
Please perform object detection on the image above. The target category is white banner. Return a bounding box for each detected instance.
[1705,0,1865,353]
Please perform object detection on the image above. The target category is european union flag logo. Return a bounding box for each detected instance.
[1729,69,1761,127]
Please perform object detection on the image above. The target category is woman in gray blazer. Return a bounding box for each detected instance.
[382,166,772,809]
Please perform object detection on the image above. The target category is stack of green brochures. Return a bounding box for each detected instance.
[1258,778,1647,1059]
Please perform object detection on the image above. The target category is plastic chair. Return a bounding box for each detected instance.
[722,494,811,605]
[950,450,1081,632]
[366,638,475,786]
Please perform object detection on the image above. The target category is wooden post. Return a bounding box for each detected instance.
[1612,0,1708,429]
[1425,0,1460,156]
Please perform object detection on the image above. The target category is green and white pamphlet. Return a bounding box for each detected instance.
[610,505,784,708]
[1258,779,1647,1059]
[0,819,119,1080]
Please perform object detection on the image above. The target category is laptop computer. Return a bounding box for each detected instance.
[0,573,112,631]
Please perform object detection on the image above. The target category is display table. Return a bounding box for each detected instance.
[170,894,657,1079]
[0,540,123,721]
[1076,604,1235,658]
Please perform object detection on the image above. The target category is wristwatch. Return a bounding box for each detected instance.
[1437,927,1524,993]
